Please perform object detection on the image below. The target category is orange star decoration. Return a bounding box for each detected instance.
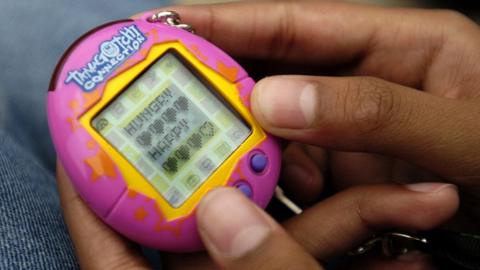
[142,48,149,56]
[68,100,80,111]
[146,30,159,42]
[66,99,83,132]
[134,207,149,221]
[190,45,208,62]
[152,205,187,237]
[66,117,82,132]
[127,189,138,198]
[84,149,117,181]
[229,165,248,186]
[236,82,251,105]
[235,166,247,179]
[235,82,243,91]
[86,139,97,150]
[217,61,238,82]
[82,90,101,111]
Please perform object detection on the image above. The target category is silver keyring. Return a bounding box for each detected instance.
[147,11,195,33]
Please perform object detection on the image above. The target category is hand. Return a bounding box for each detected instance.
[58,2,478,269]
[57,163,458,269]
[166,1,480,231]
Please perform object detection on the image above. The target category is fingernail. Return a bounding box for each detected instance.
[255,77,317,129]
[405,182,456,193]
[197,188,271,258]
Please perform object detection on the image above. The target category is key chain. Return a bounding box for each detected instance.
[280,189,480,270]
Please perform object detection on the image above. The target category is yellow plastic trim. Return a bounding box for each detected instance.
[80,42,265,220]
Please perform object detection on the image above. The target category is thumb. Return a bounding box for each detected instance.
[251,75,480,179]
[196,188,322,270]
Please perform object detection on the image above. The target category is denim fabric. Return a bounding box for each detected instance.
[0,130,78,269]
[0,0,171,269]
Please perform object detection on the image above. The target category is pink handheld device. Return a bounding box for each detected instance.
[47,11,281,251]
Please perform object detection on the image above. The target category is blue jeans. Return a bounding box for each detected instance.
[0,0,171,268]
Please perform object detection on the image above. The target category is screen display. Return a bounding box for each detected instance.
[92,52,251,208]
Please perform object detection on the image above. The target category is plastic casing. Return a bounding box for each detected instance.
[47,14,281,252]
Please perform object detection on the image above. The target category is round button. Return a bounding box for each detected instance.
[235,182,253,198]
[250,153,268,173]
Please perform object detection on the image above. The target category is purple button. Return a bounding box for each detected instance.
[236,182,253,198]
[250,153,268,173]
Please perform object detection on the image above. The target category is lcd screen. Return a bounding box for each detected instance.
[92,52,251,207]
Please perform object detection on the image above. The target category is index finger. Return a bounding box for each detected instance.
[141,1,376,63]
[143,2,449,61]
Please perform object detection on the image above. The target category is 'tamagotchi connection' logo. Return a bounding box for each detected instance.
[65,25,147,92]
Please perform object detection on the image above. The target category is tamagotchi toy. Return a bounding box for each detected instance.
[47,11,281,252]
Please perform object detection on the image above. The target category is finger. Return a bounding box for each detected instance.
[330,151,441,190]
[141,2,430,63]
[251,75,480,180]
[139,1,480,89]
[196,188,322,270]
[329,151,394,190]
[281,143,325,204]
[302,145,328,172]
[56,162,150,269]
[283,183,459,260]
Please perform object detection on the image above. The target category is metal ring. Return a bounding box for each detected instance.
[349,232,428,257]
[147,11,195,33]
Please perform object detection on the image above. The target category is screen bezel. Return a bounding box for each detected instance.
[90,49,252,208]
[78,41,267,220]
